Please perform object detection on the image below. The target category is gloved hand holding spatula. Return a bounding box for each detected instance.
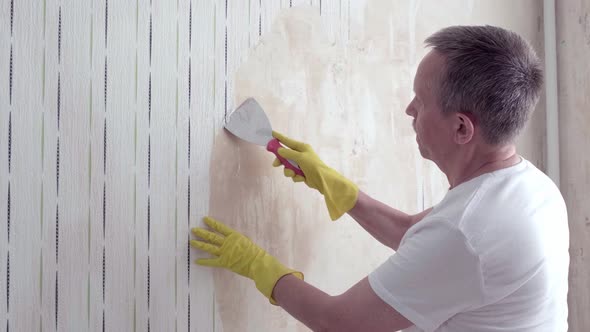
[271,131,358,221]
[224,98,359,220]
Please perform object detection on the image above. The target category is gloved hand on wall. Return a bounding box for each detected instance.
[190,216,303,305]
[272,131,359,220]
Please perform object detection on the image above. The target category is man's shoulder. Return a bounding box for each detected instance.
[434,159,562,219]
[421,159,566,247]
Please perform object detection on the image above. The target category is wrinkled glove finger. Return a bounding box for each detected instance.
[292,175,305,183]
[191,227,224,246]
[283,168,295,178]
[277,147,301,162]
[203,216,234,236]
[195,258,224,268]
[190,240,221,256]
[272,131,309,152]
[272,158,282,167]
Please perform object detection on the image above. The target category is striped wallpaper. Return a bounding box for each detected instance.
[0,0,347,330]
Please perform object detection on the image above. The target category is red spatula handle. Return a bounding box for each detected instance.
[267,138,305,178]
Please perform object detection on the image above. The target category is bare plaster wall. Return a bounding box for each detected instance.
[556,1,590,330]
[207,2,546,331]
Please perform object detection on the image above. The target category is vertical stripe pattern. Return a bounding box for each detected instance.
[0,1,382,331]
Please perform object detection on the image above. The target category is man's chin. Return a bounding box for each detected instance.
[417,145,430,160]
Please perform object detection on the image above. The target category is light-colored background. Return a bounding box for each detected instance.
[0,0,587,331]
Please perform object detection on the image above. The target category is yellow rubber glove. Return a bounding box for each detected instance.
[272,131,359,220]
[190,216,303,304]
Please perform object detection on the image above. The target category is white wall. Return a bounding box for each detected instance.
[556,1,590,331]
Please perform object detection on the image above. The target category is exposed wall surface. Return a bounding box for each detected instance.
[557,1,590,331]
[0,1,551,331]
[210,2,547,330]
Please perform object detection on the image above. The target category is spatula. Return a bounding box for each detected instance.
[224,98,305,177]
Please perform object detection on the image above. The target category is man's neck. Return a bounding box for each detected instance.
[444,144,520,189]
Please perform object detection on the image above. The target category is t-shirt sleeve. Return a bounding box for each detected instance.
[368,219,485,332]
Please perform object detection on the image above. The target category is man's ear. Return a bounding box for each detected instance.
[454,112,475,145]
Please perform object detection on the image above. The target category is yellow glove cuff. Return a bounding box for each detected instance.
[251,252,304,305]
[322,171,359,220]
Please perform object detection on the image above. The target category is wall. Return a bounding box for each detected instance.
[0,1,550,331]
[557,1,590,331]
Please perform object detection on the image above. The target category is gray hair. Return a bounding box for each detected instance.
[425,25,543,145]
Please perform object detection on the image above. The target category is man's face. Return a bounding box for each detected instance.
[405,51,455,161]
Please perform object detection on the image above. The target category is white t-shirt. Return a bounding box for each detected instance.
[369,158,569,332]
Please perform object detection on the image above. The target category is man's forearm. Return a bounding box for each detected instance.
[272,274,412,332]
[272,274,336,331]
[348,191,432,250]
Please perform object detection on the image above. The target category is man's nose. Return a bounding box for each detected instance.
[405,97,417,117]
[405,103,415,117]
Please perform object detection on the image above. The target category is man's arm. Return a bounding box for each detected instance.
[271,132,432,239]
[272,274,413,332]
[348,191,433,250]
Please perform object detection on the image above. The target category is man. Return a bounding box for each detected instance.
[191,25,569,331]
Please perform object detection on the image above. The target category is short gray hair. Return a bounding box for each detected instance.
[425,25,543,145]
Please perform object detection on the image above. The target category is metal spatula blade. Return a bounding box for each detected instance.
[224,97,305,178]
[225,98,273,147]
